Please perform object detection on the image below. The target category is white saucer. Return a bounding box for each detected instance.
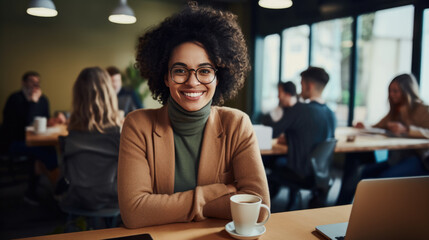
[225,221,266,240]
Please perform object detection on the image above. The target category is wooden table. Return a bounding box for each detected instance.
[20,205,352,240]
[25,124,68,147]
[261,127,429,156]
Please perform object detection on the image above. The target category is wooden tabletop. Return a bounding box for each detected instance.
[21,205,352,240]
[261,127,429,156]
[25,124,68,147]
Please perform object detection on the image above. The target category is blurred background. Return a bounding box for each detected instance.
[1,0,428,126]
[1,0,428,238]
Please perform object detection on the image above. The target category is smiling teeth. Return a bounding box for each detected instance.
[184,92,203,97]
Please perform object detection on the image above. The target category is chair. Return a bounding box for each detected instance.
[0,124,32,186]
[58,136,121,232]
[61,205,120,232]
[271,138,337,210]
[0,153,31,187]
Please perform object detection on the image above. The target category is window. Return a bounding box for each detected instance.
[421,9,429,104]
[354,5,414,125]
[260,34,280,114]
[311,17,353,126]
[281,25,310,93]
[255,4,424,126]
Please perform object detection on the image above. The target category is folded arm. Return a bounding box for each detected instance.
[202,114,270,219]
[118,114,234,228]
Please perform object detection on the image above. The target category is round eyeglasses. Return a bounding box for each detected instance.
[169,66,217,84]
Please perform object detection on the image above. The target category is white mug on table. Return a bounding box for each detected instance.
[230,194,271,236]
[33,116,47,134]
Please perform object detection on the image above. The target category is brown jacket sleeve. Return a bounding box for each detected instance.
[203,112,270,219]
[118,111,233,228]
[118,107,270,228]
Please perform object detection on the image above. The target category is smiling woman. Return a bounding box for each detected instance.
[117,2,270,228]
[165,42,218,112]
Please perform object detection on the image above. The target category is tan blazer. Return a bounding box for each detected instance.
[118,105,270,228]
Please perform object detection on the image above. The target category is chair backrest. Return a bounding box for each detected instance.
[58,135,66,154]
[309,138,337,190]
[61,205,120,218]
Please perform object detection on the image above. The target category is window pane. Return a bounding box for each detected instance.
[261,34,281,113]
[311,17,353,126]
[355,5,414,125]
[281,25,310,93]
[421,9,429,104]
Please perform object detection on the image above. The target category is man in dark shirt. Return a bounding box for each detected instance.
[106,66,143,116]
[261,81,298,138]
[2,71,50,146]
[268,67,336,207]
[1,71,58,205]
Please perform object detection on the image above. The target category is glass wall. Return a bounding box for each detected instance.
[261,34,281,114]
[255,4,424,126]
[311,17,353,126]
[354,5,414,125]
[421,9,429,104]
[281,25,310,94]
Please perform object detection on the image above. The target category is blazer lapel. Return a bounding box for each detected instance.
[197,107,225,185]
[153,105,175,194]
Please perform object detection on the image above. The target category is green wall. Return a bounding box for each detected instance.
[0,0,177,120]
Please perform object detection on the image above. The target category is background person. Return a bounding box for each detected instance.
[106,66,143,116]
[0,71,62,205]
[2,71,50,148]
[261,81,298,138]
[267,66,336,208]
[118,3,270,228]
[360,73,429,178]
[338,73,429,205]
[60,67,122,211]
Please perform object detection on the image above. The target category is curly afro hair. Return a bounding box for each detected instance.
[136,3,250,105]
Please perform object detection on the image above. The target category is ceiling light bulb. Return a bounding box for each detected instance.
[109,0,136,24]
[108,14,136,24]
[258,0,293,9]
[27,0,58,17]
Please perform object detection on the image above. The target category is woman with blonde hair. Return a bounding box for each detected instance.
[60,67,122,210]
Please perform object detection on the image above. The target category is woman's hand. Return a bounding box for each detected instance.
[387,121,408,135]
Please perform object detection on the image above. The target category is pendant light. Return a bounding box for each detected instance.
[26,0,58,17]
[109,0,136,24]
[258,0,293,9]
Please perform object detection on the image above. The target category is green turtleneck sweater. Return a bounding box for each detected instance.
[168,97,212,193]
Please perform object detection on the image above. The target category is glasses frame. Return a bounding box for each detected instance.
[169,66,218,85]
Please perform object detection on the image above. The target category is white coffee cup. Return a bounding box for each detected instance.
[230,194,271,236]
[33,116,47,134]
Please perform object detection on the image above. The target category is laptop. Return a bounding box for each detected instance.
[316,176,429,240]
